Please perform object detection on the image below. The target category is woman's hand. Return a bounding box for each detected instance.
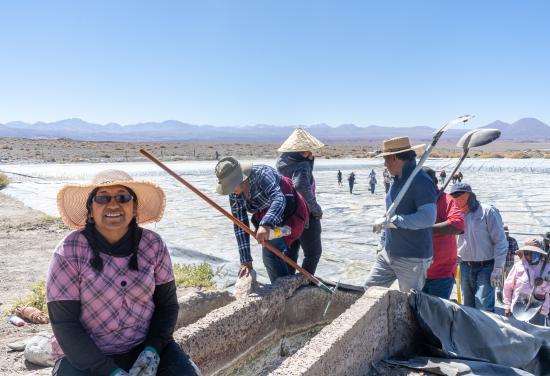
[504,308,512,317]
[238,262,253,278]
[255,225,270,244]
[129,346,160,376]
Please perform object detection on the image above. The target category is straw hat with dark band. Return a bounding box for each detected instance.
[57,169,166,229]
[517,238,547,255]
[378,136,425,157]
[278,128,325,153]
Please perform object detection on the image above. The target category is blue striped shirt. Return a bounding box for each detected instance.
[229,165,286,263]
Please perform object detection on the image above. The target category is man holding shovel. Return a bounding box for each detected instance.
[215,157,309,283]
[364,137,437,292]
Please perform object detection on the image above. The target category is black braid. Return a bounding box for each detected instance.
[85,188,104,272]
[128,217,142,271]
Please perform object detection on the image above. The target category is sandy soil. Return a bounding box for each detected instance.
[0,138,549,165]
[0,193,68,375]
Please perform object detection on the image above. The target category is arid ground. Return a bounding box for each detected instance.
[1,138,549,164]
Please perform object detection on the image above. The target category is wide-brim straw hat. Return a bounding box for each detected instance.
[517,238,547,255]
[378,136,425,157]
[57,169,166,230]
[215,156,253,195]
[277,128,325,152]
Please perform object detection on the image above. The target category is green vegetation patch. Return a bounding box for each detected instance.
[0,173,9,190]
[173,262,216,290]
[13,280,48,316]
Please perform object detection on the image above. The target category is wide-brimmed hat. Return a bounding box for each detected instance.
[277,128,325,152]
[215,157,253,195]
[377,136,425,157]
[57,169,166,230]
[517,238,547,255]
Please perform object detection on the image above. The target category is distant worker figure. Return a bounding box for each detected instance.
[337,170,343,186]
[276,128,325,275]
[348,172,356,194]
[215,150,220,160]
[452,173,459,184]
[439,170,447,185]
[368,170,377,194]
[383,175,391,193]
[496,225,519,303]
[457,171,463,182]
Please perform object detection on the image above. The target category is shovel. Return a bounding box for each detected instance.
[511,291,544,322]
[439,128,501,194]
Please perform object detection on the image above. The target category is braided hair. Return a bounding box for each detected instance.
[85,186,141,273]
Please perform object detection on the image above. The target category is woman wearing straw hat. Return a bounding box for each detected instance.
[276,128,324,275]
[364,136,437,292]
[503,238,550,325]
[47,170,200,376]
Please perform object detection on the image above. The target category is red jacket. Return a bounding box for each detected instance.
[427,191,465,279]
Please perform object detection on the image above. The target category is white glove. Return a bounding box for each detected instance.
[129,346,160,376]
[490,267,503,288]
[372,216,397,234]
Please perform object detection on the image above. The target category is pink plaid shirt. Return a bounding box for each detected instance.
[46,229,174,358]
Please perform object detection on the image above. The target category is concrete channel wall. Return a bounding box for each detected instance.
[174,278,416,376]
[270,287,418,376]
[173,276,361,375]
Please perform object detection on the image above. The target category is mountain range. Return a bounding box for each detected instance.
[1,117,549,143]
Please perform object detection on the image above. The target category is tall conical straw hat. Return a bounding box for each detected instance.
[278,128,325,152]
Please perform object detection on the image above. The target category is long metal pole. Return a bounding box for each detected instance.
[140,149,333,294]
[382,115,473,223]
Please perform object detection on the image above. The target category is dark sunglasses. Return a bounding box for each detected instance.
[451,191,466,198]
[93,194,134,205]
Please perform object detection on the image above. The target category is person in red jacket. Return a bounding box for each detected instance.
[421,167,465,299]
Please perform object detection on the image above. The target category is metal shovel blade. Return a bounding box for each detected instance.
[511,294,544,322]
[457,128,501,149]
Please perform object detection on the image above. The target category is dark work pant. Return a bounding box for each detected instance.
[349,182,354,193]
[370,184,375,194]
[422,277,455,300]
[51,340,201,376]
[287,216,322,275]
[262,237,290,282]
[384,183,390,193]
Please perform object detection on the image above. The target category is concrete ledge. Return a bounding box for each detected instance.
[176,288,235,329]
[270,287,417,376]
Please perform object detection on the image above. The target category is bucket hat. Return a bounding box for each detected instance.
[377,136,425,157]
[215,157,253,195]
[57,169,166,229]
[277,128,325,152]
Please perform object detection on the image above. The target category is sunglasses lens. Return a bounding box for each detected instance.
[93,195,111,204]
[93,194,133,204]
[115,194,133,203]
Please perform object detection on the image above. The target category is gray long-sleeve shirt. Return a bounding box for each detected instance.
[458,203,508,268]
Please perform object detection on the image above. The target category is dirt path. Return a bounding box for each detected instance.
[0,192,69,375]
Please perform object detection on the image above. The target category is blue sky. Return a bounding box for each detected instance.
[0,1,548,127]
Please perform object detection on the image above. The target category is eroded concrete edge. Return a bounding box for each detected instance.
[270,287,417,376]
